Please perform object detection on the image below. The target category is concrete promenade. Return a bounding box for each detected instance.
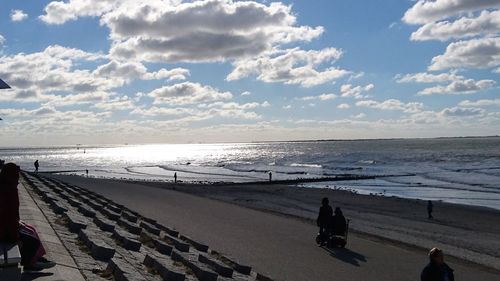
[18,178,85,281]
[54,175,500,281]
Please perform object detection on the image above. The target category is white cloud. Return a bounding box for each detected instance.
[283,105,292,109]
[227,47,349,87]
[0,35,5,45]
[93,96,136,110]
[131,101,265,121]
[429,37,500,70]
[40,0,347,87]
[356,99,423,113]
[396,72,463,83]
[352,113,366,119]
[93,60,189,82]
[10,10,28,22]
[40,0,127,24]
[410,10,500,41]
[403,0,500,25]
[459,99,500,107]
[148,82,233,105]
[241,91,251,96]
[440,106,485,117]
[418,78,495,95]
[340,83,374,99]
[298,93,337,101]
[103,0,323,63]
[337,103,350,109]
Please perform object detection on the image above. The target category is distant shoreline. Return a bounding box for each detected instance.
[1,134,499,148]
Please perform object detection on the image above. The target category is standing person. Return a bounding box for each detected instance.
[316,197,333,245]
[34,160,39,173]
[427,200,434,219]
[268,171,272,183]
[174,172,177,183]
[421,248,454,281]
[0,163,55,271]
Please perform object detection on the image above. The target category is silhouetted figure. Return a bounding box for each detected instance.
[174,172,177,183]
[268,171,272,183]
[0,163,55,271]
[331,207,347,236]
[421,248,454,281]
[34,160,39,172]
[86,169,89,177]
[427,200,433,219]
[316,197,333,244]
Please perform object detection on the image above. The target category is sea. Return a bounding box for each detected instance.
[2,137,500,210]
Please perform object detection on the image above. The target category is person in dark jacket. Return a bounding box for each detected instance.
[427,200,434,219]
[0,163,20,243]
[0,163,55,271]
[421,247,454,281]
[316,197,333,244]
[331,207,347,236]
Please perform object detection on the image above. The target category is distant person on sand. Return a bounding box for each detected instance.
[331,207,347,236]
[34,160,39,173]
[268,171,272,182]
[421,247,454,281]
[316,197,332,244]
[174,172,177,183]
[0,163,56,271]
[427,201,433,219]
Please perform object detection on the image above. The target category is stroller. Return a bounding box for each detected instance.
[316,219,350,248]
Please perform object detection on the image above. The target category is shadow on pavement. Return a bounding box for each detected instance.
[322,247,367,267]
[22,271,54,280]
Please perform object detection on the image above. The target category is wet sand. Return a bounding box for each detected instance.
[50,175,500,281]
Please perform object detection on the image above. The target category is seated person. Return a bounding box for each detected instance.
[0,163,55,271]
[331,207,347,236]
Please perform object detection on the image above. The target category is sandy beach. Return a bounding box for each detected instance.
[49,174,500,281]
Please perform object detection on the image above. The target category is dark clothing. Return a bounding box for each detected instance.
[317,205,333,241]
[421,262,454,281]
[0,178,19,243]
[331,214,347,235]
[317,205,333,227]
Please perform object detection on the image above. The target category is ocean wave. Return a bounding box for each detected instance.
[289,163,322,168]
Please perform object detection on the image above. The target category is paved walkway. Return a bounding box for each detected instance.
[18,179,85,281]
[55,175,500,281]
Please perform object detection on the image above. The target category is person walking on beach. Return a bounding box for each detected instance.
[421,247,454,281]
[34,160,39,173]
[316,197,333,245]
[268,171,272,183]
[427,200,434,219]
[174,172,177,183]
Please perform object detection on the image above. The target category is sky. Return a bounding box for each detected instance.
[0,0,499,146]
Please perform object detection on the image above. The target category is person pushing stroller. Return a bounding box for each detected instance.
[316,199,349,248]
[316,197,332,245]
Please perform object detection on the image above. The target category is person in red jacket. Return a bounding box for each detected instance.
[0,163,55,271]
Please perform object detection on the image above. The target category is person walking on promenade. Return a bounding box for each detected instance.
[34,160,39,173]
[421,247,454,281]
[174,172,177,183]
[316,197,333,245]
[427,200,434,219]
[268,171,272,183]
